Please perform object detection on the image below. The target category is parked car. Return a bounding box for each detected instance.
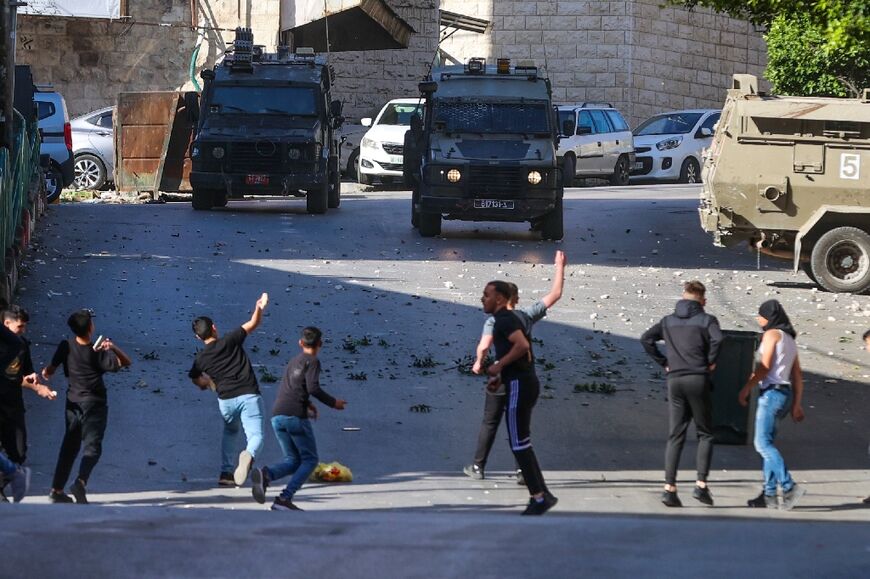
[631,109,720,183]
[70,106,114,190]
[556,103,634,186]
[34,90,74,201]
[358,98,424,185]
[338,122,366,179]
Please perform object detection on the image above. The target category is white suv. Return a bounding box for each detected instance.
[631,109,720,183]
[556,104,634,186]
[358,98,424,186]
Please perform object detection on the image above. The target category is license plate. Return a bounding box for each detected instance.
[633,162,643,170]
[474,199,515,210]
[389,156,402,164]
[245,174,269,185]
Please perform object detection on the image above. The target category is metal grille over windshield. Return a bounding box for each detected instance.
[435,102,549,134]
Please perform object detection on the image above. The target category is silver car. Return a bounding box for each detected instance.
[70,106,114,190]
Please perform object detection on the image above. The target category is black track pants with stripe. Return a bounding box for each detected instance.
[505,374,547,496]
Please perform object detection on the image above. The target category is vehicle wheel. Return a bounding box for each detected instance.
[418,211,441,237]
[213,191,228,208]
[562,155,575,188]
[609,155,631,186]
[810,227,870,294]
[411,188,420,228]
[73,154,106,190]
[679,157,701,184]
[44,165,63,203]
[328,166,341,208]
[541,195,564,241]
[307,181,328,214]
[347,148,360,180]
[192,188,213,210]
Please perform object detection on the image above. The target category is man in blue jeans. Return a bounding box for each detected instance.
[190,293,269,487]
[250,326,346,511]
[0,449,29,502]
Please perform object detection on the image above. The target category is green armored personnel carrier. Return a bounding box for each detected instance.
[700,74,870,293]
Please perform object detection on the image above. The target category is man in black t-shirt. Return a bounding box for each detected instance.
[189,293,268,488]
[482,281,557,515]
[43,309,132,504]
[249,326,346,511]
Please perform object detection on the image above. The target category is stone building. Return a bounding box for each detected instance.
[16,1,766,125]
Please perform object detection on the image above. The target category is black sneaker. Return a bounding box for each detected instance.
[218,472,235,487]
[515,469,525,486]
[462,464,484,480]
[661,490,682,507]
[251,467,269,504]
[692,486,714,506]
[49,490,74,504]
[270,495,303,511]
[0,481,8,503]
[747,492,778,509]
[70,478,88,504]
[522,493,558,516]
[781,485,806,511]
[234,450,253,486]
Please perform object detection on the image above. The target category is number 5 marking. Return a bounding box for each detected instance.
[840,153,860,180]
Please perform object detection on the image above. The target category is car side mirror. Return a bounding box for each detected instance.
[577,126,592,135]
[200,69,215,81]
[361,117,372,127]
[418,81,438,95]
[699,127,713,137]
[561,120,574,136]
[330,100,343,117]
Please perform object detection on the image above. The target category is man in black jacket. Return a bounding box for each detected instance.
[641,280,722,508]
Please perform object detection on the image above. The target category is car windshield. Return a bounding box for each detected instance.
[634,112,703,136]
[434,101,550,134]
[209,85,318,116]
[377,102,424,126]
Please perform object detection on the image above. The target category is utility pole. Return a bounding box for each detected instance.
[0,0,16,151]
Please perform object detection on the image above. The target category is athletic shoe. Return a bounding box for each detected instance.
[251,467,269,504]
[781,485,806,511]
[218,472,235,487]
[0,487,8,502]
[522,493,558,515]
[515,469,525,486]
[692,486,714,506]
[70,478,88,504]
[863,496,870,504]
[270,496,303,511]
[49,490,74,504]
[9,467,30,503]
[661,490,682,507]
[234,450,253,486]
[462,464,484,480]
[747,492,778,509]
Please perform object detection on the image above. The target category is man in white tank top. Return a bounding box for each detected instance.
[738,300,806,510]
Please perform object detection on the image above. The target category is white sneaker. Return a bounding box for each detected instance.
[234,450,253,486]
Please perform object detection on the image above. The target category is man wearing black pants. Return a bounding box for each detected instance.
[641,280,722,508]
[482,281,556,515]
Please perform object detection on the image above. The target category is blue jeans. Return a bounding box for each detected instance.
[265,415,319,500]
[217,394,265,473]
[0,450,16,476]
[753,388,795,496]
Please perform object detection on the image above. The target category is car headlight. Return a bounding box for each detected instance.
[446,169,461,183]
[288,147,301,160]
[656,137,682,151]
[212,146,225,159]
[527,170,542,185]
[362,137,378,149]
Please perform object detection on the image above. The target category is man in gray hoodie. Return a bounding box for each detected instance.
[641,281,722,508]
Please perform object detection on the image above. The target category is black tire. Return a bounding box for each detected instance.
[609,155,631,186]
[541,195,564,241]
[328,165,341,208]
[346,148,360,180]
[44,165,63,203]
[411,188,420,228]
[307,181,328,214]
[73,153,107,190]
[679,157,701,184]
[562,155,575,188]
[800,262,818,286]
[810,227,870,294]
[192,188,213,210]
[418,211,441,237]
[213,191,228,208]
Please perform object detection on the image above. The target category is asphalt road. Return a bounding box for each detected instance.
[5,183,869,577]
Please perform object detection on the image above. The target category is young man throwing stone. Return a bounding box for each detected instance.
[189,293,268,487]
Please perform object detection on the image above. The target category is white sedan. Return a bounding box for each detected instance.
[631,109,720,183]
[358,98,424,186]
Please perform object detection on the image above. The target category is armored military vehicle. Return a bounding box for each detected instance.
[700,74,870,293]
[409,58,563,239]
[190,28,343,213]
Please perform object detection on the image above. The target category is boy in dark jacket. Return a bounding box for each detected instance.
[250,326,346,511]
[641,281,722,508]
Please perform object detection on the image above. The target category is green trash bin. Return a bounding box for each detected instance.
[710,330,760,445]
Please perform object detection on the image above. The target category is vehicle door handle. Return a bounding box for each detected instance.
[97,131,110,136]
[597,142,602,147]
[615,140,619,145]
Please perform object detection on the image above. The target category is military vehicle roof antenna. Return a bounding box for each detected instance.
[323,0,332,57]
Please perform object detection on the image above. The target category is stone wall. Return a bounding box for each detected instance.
[439,0,768,126]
